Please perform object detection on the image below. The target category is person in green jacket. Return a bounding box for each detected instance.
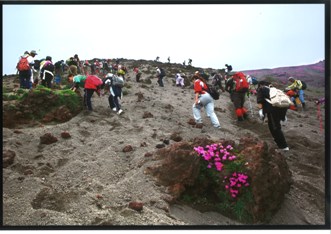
[68,74,86,91]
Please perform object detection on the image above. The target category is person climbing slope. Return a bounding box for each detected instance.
[192,73,221,129]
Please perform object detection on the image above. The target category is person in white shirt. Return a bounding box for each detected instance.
[175,73,184,88]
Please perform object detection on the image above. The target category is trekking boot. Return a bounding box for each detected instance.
[243,113,249,120]
[237,117,244,122]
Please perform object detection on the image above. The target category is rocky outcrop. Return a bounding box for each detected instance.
[42,105,73,123]
[145,136,292,223]
[238,137,293,222]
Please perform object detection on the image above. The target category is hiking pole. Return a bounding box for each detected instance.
[248,93,254,117]
[317,103,323,133]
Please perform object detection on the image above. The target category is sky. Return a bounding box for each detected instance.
[2,3,326,75]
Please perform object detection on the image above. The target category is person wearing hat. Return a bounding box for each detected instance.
[256,81,289,151]
[28,50,38,88]
[286,76,306,109]
[192,73,221,129]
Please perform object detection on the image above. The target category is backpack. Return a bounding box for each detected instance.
[265,86,292,108]
[251,77,258,85]
[160,68,166,76]
[112,75,124,87]
[17,56,30,71]
[208,85,220,100]
[301,80,307,90]
[233,72,249,92]
[203,83,220,100]
[43,62,55,72]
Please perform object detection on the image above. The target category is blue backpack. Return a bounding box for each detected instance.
[251,77,258,85]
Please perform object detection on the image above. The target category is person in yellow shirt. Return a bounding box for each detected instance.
[286,77,306,109]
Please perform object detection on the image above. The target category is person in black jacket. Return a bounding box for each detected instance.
[40,56,55,88]
[256,81,289,151]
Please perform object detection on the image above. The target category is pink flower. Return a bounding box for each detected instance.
[215,162,223,171]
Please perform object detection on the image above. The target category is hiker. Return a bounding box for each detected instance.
[27,50,38,89]
[133,67,142,82]
[103,60,110,73]
[192,74,221,129]
[67,57,78,76]
[16,51,31,89]
[40,56,55,88]
[104,73,124,115]
[175,73,184,88]
[188,59,192,66]
[68,74,86,92]
[286,77,306,109]
[93,60,101,75]
[117,66,126,79]
[156,67,165,87]
[54,60,64,85]
[84,72,103,111]
[183,60,186,66]
[225,72,249,121]
[256,81,289,151]
[168,56,170,63]
[211,72,225,92]
[73,54,81,73]
[225,64,233,74]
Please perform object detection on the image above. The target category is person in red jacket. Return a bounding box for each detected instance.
[84,72,103,111]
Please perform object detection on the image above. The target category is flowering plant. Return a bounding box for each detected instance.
[176,143,254,222]
[194,143,250,199]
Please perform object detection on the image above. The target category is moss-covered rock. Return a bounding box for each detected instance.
[3,85,83,128]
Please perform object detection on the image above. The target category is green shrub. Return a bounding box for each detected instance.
[2,93,20,101]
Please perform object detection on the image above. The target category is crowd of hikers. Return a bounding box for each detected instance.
[15,51,322,152]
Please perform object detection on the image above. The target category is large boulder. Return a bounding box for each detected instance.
[238,137,292,222]
[145,136,292,223]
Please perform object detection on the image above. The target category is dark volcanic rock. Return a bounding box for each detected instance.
[40,133,58,145]
[3,149,16,168]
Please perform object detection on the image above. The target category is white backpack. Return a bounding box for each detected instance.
[265,86,292,108]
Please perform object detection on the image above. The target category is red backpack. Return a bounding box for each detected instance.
[233,72,249,92]
[17,56,30,71]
